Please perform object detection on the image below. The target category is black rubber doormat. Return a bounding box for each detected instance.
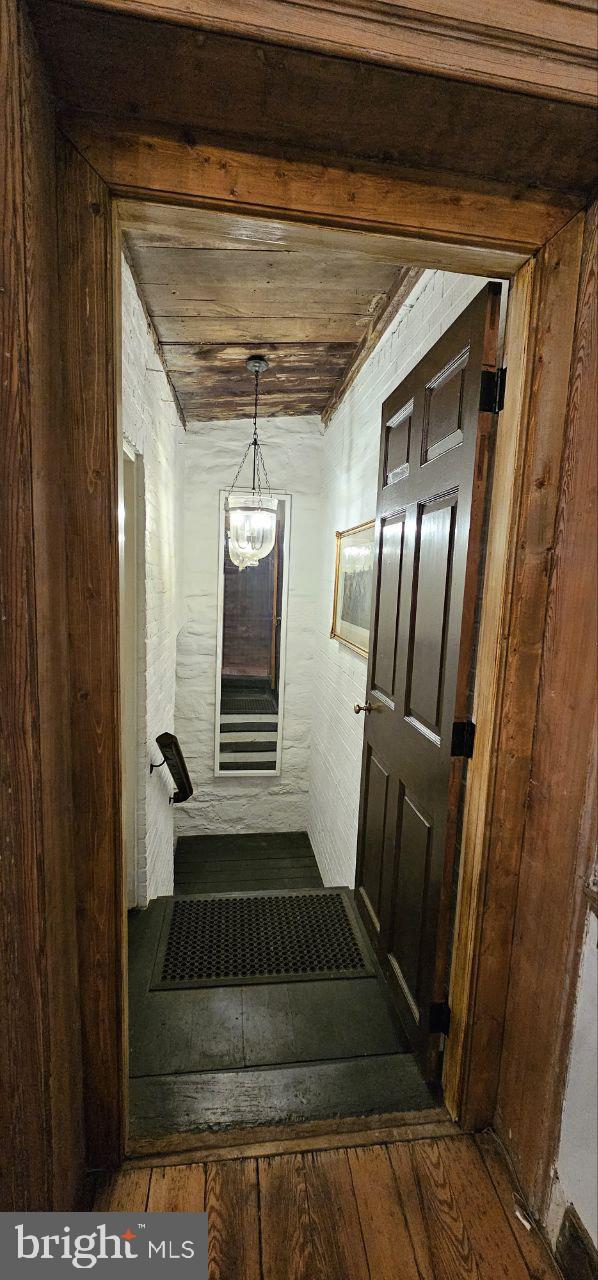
[220,694,278,714]
[150,889,374,989]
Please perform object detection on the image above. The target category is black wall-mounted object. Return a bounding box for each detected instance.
[429,1000,451,1036]
[451,718,476,759]
[151,732,193,804]
[479,366,507,414]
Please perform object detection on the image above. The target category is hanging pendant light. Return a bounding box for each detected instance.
[225,356,278,572]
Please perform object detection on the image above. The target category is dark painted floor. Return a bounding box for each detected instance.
[128,833,435,1140]
[174,831,323,894]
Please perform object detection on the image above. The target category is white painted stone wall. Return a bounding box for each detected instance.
[548,909,598,1247]
[307,269,495,887]
[121,255,185,905]
[175,415,323,835]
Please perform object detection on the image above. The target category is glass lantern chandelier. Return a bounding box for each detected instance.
[225,356,278,571]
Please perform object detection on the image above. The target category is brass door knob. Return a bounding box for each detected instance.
[354,702,372,715]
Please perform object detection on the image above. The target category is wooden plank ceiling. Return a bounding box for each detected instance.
[123,203,417,421]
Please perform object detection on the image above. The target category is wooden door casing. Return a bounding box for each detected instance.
[356,285,502,1078]
[57,135,126,1170]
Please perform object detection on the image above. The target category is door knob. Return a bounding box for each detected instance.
[354,702,372,715]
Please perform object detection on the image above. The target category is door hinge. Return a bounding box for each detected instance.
[451,718,476,758]
[479,367,507,414]
[429,1000,451,1036]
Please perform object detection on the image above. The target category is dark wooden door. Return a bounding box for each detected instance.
[355,285,502,1079]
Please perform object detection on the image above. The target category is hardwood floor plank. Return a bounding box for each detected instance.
[173,874,321,887]
[175,853,318,868]
[387,1142,436,1279]
[259,1153,322,1280]
[174,855,317,866]
[205,1158,261,1280]
[94,1168,150,1212]
[175,875,322,892]
[475,1133,562,1279]
[302,1149,370,1280]
[174,877,323,888]
[174,869,323,882]
[412,1136,530,1279]
[100,1134,557,1278]
[148,1162,206,1211]
[176,834,315,858]
[348,1144,421,1280]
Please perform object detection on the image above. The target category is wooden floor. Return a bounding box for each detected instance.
[95,1131,561,1279]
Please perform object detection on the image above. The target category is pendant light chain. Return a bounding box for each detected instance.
[227,364,272,506]
[225,437,254,502]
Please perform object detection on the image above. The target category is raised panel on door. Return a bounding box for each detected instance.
[405,494,458,740]
[421,347,469,464]
[383,399,413,486]
[388,790,433,1019]
[371,512,405,704]
[358,746,389,932]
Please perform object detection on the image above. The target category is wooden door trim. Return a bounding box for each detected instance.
[56,135,126,1170]
[495,203,596,1216]
[113,207,130,1153]
[443,213,586,1130]
[443,258,537,1119]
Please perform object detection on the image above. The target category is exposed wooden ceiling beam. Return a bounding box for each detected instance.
[41,0,598,105]
[63,114,565,270]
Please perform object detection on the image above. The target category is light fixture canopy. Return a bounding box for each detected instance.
[225,356,278,571]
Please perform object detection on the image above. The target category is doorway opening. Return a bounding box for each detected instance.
[117,203,509,1155]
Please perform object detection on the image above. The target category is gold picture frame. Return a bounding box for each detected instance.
[330,519,376,657]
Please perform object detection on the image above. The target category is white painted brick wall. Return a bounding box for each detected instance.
[121,256,185,904]
[307,269,494,887]
[175,416,323,836]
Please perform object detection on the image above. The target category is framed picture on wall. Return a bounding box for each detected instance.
[330,520,376,657]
